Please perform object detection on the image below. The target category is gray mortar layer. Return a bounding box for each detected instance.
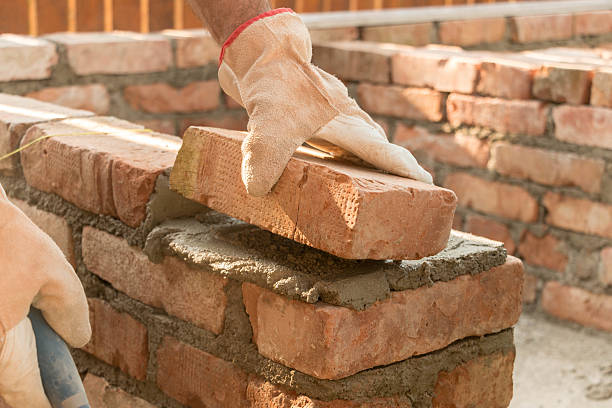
[144,215,507,310]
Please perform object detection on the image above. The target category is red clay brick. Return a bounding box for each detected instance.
[510,14,573,43]
[162,29,219,68]
[438,18,507,47]
[312,41,394,83]
[0,34,57,81]
[574,11,612,36]
[476,58,535,100]
[464,214,515,254]
[392,50,480,94]
[518,232,568,272]
[358,83,444,121]
[124,81,220,114]
[447,94,547,136]
[445,172,539,223]
[26,84,110,114]
[45,32,171,75]
[82,227,227,334]
[523,273,539,303]
[543,192,612,239]
[553,105,612,149]
[157,337,249,408]
[11,199,76,266]
[432,352,515,408]
[533,64,593,105]
[242,257,523,380]
[20,117,180,227]
[180,111,249,133]
[83,374,156,408]
[135,119,176,135]
[247,376,412,408]
[0,93,92,172]
[591,69,612,108]
[488,142,605,194]
[84,299,148,380]
[170,127,456,260]
[394,124,489,168]
[310,27,359,43]
[542,281,612,332]
[600,247,612,286]
[361,23,433,46]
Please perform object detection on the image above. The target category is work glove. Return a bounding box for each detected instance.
[0,183,91,408]
[218,8,433,196]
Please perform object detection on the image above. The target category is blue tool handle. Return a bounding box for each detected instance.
[28,308,90,408]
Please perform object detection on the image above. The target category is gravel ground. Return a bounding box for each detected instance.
[511,312,612,408]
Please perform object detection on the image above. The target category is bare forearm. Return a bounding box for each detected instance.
[186,0,271,44]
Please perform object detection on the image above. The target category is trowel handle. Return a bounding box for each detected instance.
[28,308,91,408]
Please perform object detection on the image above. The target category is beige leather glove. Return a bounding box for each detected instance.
[0,183,91,408]
[218,8,433,196]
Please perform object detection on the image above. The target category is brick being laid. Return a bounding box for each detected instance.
[169,126,457,260]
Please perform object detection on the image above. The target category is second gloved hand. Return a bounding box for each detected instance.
[218,8,433,197]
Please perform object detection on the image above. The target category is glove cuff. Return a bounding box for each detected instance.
[219,8,294,65]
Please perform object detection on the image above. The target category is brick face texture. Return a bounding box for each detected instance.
[553,105,612,149]
[361,23,433,46]
[543,193,612,239]
[358,84,444,121]
[438,18,506,47]
[124,81,220,113]
[243,257,523,380]
[510,14,573,43]
[156,337,249,408]
[26,84,110,114]
[84,299,149,380]
[82,227,228,334]
[0,35,57,81]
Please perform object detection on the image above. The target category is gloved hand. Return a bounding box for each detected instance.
[218,8,433,197]
[0,183,91,408]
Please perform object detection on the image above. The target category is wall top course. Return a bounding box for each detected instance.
[145,216,506,310]
[0,34,58,82]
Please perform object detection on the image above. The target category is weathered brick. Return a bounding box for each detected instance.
[124,81,220,113]
[162,29,219,68]
[553,105,612,149]
[533,64,592,105]
[84,299,148,380]
[310,27,359,43]
[510,14,573,43]
[171,127,456,260]
[312,41,394,83]
[464,214,515,254]
[11,199,76,266]
[247,376,412,408]
[82,227,227,334]
[0,93,92,172]
[242,257,523,380]
[447,94,547,136]
[0,34,57,81]
[542,281,612,332]
[45,32,171,75]
[26,84,110,114]
[83,374,156,408]
[358,83,444,121]
[523,273,539,303]
[488,143,605,194]
[394,124,489,168]
[518,232,568,272]
[361,23,433,46]
[392,50,480,94]
[600,247,612,286]
[476,58,535,100]
[445,173,538,223]
[156,337,249,408]
[432,352,515,408]
[438,18,507,47]
[574,11,612,36]
[591,69,612,107]
[543,192,612,239]
[20,117,180,227]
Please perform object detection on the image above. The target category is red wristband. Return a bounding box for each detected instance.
[219,8,294,66]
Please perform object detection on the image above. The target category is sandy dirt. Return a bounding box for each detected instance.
[511,313,612,408]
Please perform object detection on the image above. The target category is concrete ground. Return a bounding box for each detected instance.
[511,312,612,408]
